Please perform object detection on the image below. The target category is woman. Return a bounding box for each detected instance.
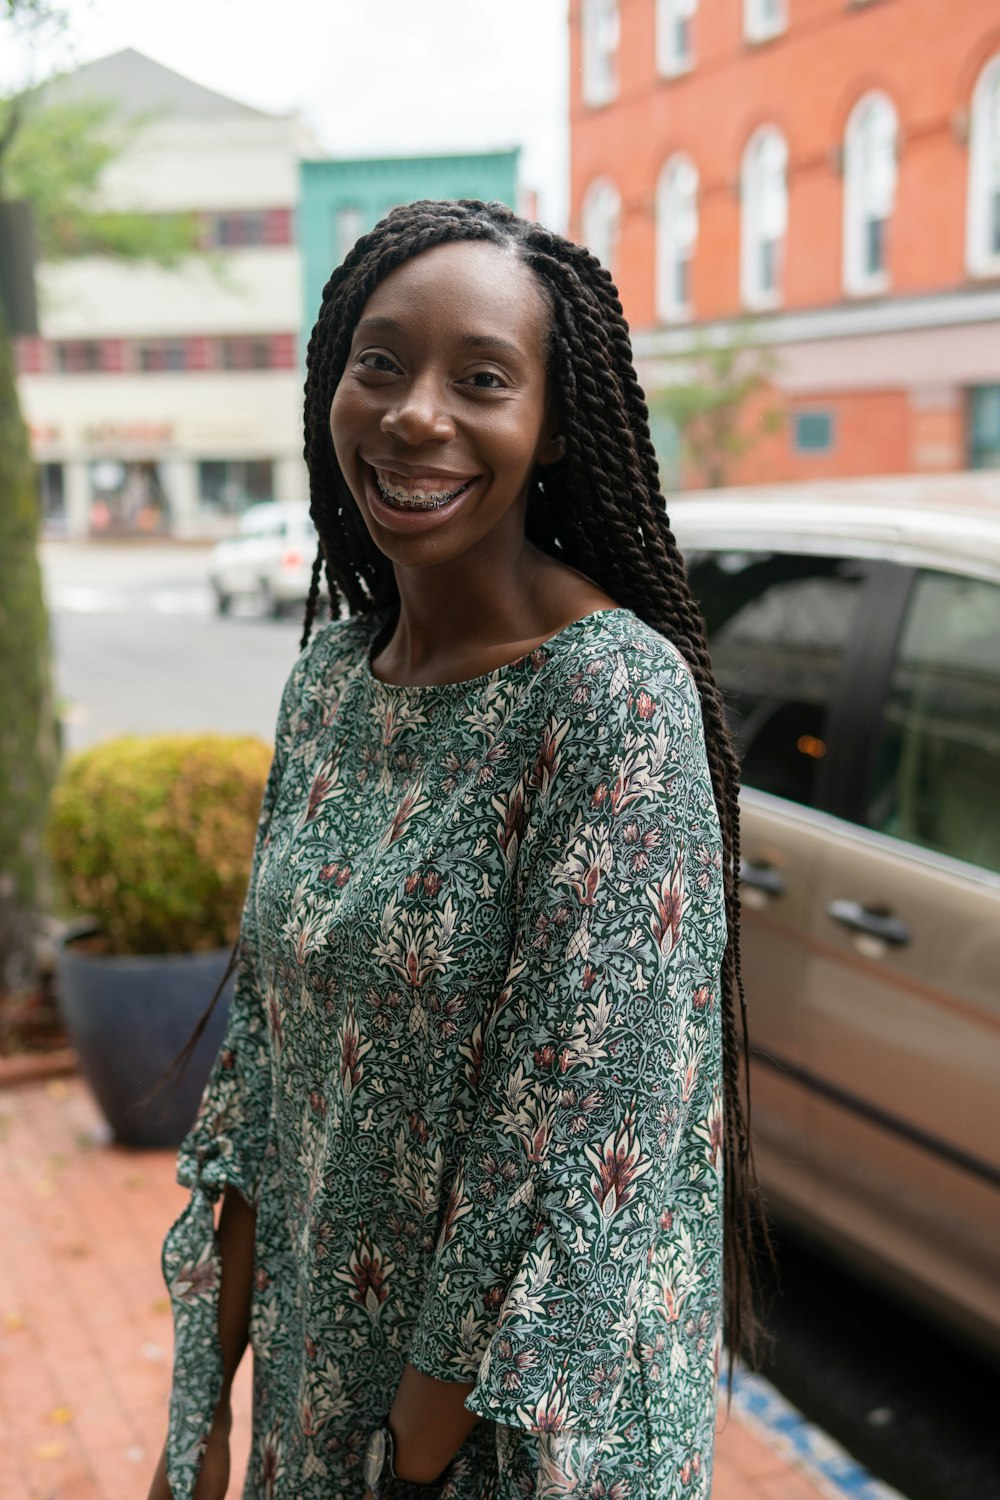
[149,200,754,1500]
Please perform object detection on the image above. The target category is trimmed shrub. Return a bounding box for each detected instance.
[46,733,272,956]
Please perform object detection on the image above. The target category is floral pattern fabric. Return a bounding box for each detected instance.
[162,607,726,1500]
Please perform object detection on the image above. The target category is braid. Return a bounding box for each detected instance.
[302,199,763,1366]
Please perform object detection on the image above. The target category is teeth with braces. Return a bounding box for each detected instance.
[375,473,471,510]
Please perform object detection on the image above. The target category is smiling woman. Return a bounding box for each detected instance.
[148,201,756,1500]
[327,242,569,644]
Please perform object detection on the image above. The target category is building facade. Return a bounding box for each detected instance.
[569,0,1000,484]
[15,49,318,537]
[299,150,522,334]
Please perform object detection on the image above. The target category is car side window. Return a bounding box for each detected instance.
[687,550,866,807]
[867,570,1000,874]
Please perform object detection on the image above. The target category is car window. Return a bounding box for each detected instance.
[687,551,866,807]
[239,514,280,539]
[867,570,1000,874]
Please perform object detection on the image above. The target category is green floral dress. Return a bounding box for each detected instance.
[162,607,726,1500]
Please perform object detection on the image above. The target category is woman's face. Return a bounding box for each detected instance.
[329,240,562,574]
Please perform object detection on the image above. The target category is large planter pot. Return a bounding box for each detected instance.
[54,934,234,1148]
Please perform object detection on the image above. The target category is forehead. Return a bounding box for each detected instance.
[353,240,550,353]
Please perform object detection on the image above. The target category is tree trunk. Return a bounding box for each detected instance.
[0,308,57,997]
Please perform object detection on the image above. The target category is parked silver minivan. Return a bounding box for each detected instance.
[670,476,1000,1356]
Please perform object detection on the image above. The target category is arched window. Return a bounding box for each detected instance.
[843,92,898,294]
[657,0,697,76]
[656,155,699,320]
[967,53,1000,276]
[744,0,786,44]
[740,127,788,309]
[581,177,621,276]
[581,0,620,107]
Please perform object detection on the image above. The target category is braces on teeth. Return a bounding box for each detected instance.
[375,474,469,510]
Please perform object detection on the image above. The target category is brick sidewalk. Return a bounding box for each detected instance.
[0,1077,828,1500]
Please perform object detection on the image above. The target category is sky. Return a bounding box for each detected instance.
[4,0,572,229]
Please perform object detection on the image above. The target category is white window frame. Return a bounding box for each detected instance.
[966,52,1000,278]
[656,0,697,78]
[744,0,787,44]
[581,176,622,276]
[656,154,699,321]
[842,91,898,296]
[581,0,620,107]
[740,126,788,310]
[336,205,364,264]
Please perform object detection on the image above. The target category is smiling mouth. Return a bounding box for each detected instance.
[372,467,476,511]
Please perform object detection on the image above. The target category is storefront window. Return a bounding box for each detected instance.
[88,460,169,534]
[38,463,66,529]
[969,385,1000,468]
[198,459,274,513]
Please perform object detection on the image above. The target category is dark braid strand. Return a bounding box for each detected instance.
[301,199,762,1368]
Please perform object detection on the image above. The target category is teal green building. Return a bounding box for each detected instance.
[299,150,520,334]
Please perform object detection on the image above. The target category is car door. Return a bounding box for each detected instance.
[686,547,875,1222]
[801,565,1000,1350]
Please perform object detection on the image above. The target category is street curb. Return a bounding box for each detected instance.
[0,1048,77,1089]
[724,1367,909,1500]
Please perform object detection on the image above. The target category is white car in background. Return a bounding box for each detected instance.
[208,501,318,616]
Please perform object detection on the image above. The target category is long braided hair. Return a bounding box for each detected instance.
[301,199,759,1365]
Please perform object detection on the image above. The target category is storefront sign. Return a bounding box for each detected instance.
[83,421,175,446]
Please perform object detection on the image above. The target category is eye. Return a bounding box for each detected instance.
[356,351,400,374]
[463,370,508,390]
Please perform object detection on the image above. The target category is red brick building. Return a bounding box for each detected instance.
[569,0,1000,484]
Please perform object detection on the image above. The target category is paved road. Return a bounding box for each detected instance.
[40,540,305,752]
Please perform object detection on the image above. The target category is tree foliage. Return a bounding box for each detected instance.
[648,328,783,490]
[0,93,198,263]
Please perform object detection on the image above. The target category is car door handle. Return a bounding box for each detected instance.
[827,899,910,947]
[740,859,785,897]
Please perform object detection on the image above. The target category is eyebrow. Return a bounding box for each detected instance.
[354,317,527,364]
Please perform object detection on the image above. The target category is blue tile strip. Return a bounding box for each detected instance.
[720,1366,909,1500]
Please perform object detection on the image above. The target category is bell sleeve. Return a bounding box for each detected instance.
[407,640,727,1493]
[160,652,306,1499]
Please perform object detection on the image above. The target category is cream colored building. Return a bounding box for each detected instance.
[16,49,319,537]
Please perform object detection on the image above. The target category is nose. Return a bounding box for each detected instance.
[379,375,455,444]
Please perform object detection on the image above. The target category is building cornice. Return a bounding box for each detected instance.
[632,284,1000,357]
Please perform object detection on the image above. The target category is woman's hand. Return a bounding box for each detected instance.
[145,1442,173,1500]
[192,1401,233,1500]
[145,1402,232,1500]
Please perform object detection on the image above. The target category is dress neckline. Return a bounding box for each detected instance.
[360,606,633,698]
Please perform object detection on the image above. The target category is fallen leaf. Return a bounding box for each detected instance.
[48,1406,73,1425]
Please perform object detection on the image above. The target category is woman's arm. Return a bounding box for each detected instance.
[386,1365,480,1483]
[148,1185,256,1499]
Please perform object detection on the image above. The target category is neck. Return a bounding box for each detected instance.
[386,535,549,679]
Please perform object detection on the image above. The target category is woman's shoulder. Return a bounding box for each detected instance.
[539,606,697,710]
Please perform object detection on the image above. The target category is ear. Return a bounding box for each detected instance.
[538,429,566,467]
